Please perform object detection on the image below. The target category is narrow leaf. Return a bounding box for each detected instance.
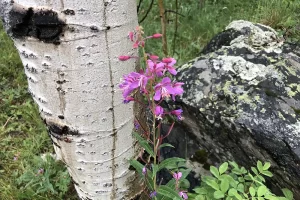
[261,171,273,177]
[159,143,175,149]
[157,185,182,200]
[158,157,186,170]
[133,132,155,157]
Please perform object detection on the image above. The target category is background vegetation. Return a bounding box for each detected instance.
[0,0,299,199]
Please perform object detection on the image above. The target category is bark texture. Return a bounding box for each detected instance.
[1,0,140,199]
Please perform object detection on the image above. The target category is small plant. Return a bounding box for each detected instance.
[16,154,71,199]
[189,161,294,200]
[119,26,189,199]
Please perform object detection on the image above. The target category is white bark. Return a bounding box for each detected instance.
[1,0,139,199]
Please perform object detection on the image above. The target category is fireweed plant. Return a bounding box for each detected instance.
[119,26,189,199]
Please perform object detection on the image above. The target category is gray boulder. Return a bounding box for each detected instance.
[163,20,300,198]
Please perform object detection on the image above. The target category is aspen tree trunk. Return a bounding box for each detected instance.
[0,0,140,199]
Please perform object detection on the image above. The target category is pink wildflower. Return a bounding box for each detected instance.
[154,105,164,120]
[179,191,188,199]
[171,109,183,120]
[173,172,182,181]
[162,57,177,75]
[147,60,164,77]
[171,82,184,100]
[154,77,175,101]
[119,72,149,99]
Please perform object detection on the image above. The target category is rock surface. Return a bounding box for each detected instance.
[162,20,300,197]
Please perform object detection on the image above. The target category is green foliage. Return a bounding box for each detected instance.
[189,161,294,200]
[16,154,71,199]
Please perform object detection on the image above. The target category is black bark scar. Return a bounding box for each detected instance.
[8,5,65,44]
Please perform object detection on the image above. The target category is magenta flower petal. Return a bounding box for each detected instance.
[142,166,147,175]
[166,66,177,75]
[179,191,188,199]
[150,191,157,198]
[155,105,164,117]
[173,172,182,180]
[154,90,162,101]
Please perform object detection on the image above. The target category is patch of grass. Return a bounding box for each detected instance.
[139,0,300,65]
[0,0,299,199]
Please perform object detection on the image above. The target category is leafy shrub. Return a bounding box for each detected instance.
[189,161,293,200]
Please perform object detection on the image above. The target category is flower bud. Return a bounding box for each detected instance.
[128,31,134,41]
[149,55,159,61]
[162,57,174,63]
[118,55,131,61]
[152,33,163,38]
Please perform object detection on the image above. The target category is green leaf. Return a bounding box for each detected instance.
[282,188,293,200]
[133,132,155,157]
[214,190,225,199]
[229,161,239,168]
[159,143,175,149]
[129,159,147,176]
[194,187,207,195]
[257,185,268,197]
[257,175,266,182]
[238,177,245,183]
[228,188,243,200]
[261,171,273,177]
[232,168,243,175]
[179,179,190,189]
[237,183,245,193]
[240,167,247,174]
[210,166,219,178]
[158,157,186,170]
[263,162,271,170]
[249,187,256,197]
[220,179,229,193]
[229,180,238,188]
[157,185,182,200]
[265,195,279,200]
[257,161,263,173]
[129,159,154,190]
[251,167,259,175]
[206,179,219,191]
[219,162,228,175]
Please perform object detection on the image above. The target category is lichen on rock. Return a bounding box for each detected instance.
[162,20,300,198]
